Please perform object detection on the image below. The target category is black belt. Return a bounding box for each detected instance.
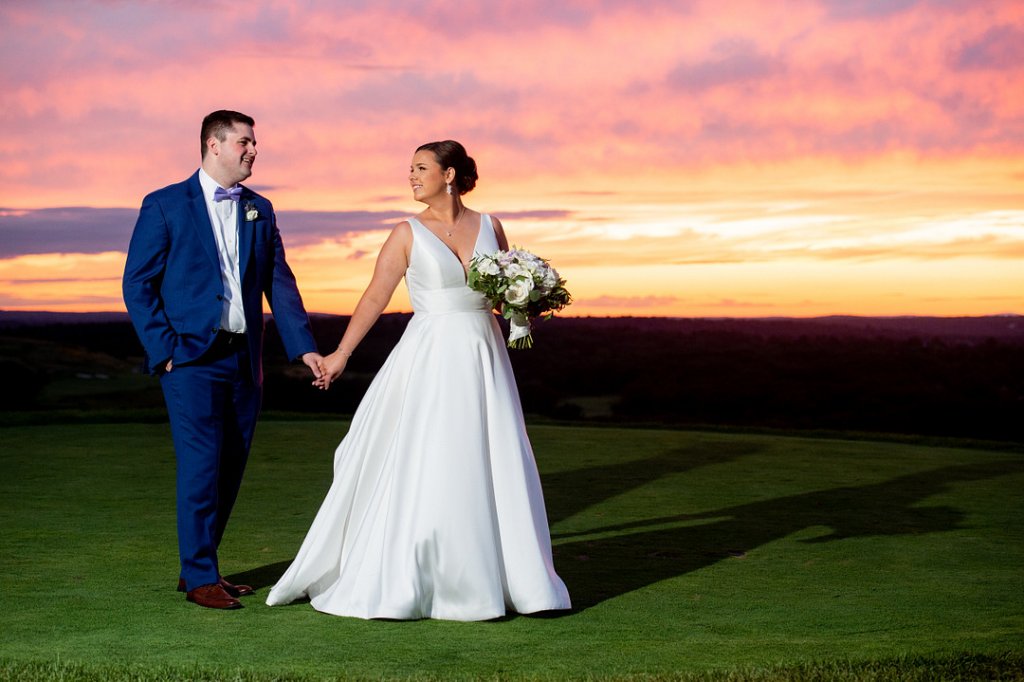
[214,330,247,350]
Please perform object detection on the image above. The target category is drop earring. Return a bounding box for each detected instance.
[446,183,453,196]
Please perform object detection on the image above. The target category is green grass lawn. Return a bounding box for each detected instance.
[1,421,1022,681]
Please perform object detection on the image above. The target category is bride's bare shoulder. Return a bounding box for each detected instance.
[379,220,413,256]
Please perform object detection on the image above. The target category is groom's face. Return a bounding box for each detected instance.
[206,122,257,187]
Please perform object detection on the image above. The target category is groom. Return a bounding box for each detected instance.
[123,110,323,610]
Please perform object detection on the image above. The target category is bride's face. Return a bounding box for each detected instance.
[409,150,451,202]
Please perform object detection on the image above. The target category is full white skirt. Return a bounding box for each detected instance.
[266,310,570,620]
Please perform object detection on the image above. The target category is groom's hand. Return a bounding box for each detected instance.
[312,350,349,391]
[301,353,324,383]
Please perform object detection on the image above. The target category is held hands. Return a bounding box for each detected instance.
[312,349,350,390]
[301,352,325,383]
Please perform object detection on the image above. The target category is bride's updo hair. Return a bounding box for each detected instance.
[416,140,478,195]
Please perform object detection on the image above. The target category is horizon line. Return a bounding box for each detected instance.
[1,309,1022,322]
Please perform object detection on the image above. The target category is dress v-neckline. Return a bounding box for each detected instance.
[412,215,485,279]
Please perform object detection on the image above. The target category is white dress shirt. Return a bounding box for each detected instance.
[198,168,247,333]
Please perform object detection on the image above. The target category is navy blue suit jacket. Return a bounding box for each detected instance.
[122,171,316,384]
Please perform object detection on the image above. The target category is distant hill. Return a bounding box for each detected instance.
[0,311,132,327]
[2,310,1022,341]
[2,310,1022,441]
[509,314,1024,343]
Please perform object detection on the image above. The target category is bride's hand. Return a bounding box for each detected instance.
[313,349,350,390]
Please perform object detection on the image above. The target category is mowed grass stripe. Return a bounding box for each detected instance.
[1,422,1021,680]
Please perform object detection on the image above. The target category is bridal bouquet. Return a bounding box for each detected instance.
[467,247,572,349]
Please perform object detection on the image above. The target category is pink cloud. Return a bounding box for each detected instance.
[1,1,1022,317]
[3,0,1022,207]
[950,23,1024,71]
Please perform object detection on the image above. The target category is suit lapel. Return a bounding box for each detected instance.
[185,172,220,269]
[238,189,254,279]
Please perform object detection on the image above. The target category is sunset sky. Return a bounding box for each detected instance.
[1,0,1022,318]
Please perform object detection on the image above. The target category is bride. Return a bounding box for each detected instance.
[265,140,571,621]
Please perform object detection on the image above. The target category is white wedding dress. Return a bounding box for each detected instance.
[266,215,571,621]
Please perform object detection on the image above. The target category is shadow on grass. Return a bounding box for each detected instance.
[542,439,764,526]
[551,457,1024,609]
[234,441,763,614]
[226,560,292,590]
[230,441,1022,617]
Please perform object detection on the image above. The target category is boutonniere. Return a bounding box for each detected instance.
[243,200,259,222]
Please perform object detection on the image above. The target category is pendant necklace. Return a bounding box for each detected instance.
[445,207,465,238]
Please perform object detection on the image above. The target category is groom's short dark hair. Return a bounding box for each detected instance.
[201,110,256,158]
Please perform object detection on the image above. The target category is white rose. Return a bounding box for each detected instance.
[503,262,526,279]
[504,277,534,306]
[478,258,500,276]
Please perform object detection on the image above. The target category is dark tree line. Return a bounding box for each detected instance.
[2,313,1022,441]
[272,314,1024,440]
